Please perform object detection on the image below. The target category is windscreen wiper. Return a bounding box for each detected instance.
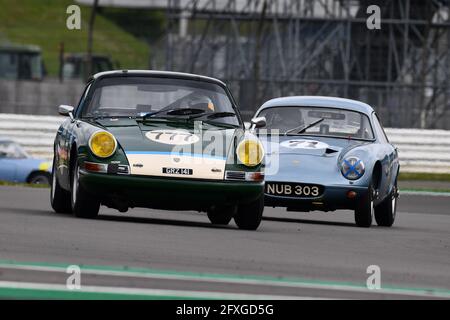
[143,107,205,120]
[285,118,324,135]
[189,111,236,120]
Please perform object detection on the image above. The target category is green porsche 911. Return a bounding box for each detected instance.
[51,70,266,230]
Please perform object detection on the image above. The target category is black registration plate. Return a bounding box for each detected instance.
[162,167,193,175]
[265,182,323,198]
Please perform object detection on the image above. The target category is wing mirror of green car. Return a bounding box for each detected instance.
[58,105,74,120]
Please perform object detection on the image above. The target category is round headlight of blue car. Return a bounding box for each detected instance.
[341,157,365,180]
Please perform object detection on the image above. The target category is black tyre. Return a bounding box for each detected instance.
[234,195,264,230]
[207,205,236,225]
[355,182,374,228]
[29,173,50,185]
[50,163,72,214]
[375,181,398,227]
[71,159,100,219]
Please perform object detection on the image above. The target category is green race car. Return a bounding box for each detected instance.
[51,70,266,230]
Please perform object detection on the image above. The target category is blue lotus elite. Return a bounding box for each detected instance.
[0,138,52,184]
[253,96,399,228]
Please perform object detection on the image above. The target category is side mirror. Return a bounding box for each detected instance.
[244,122,251,130]
[250,116,266,129]
[58,105,74,120]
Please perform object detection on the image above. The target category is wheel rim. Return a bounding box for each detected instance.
[370,187,375,217]
[392,186,397,219]
[32,176,47,184]
[51,172,56,200]
[72,165,79,205]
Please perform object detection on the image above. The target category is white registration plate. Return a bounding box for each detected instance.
[265,182,323,198]
[162,167,193,175]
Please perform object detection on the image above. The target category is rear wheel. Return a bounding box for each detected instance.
[50,162,72,214]
[71,159,100,219]
[354,182,374,228]
[375,181,398,227]
[207,205,236,225]
[234,195,264,230]
[29,173,50,185]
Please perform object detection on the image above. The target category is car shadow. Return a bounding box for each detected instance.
[98,214,236,230]
[0,207,61,217]
[263,216,357,227]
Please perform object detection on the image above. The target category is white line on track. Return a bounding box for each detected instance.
[1,264,449,299]
[0,281,317,300]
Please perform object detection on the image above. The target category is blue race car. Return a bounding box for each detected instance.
[0,138,51,184]
[252,96,399,228]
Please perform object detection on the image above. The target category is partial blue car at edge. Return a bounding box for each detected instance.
[253,96,400,228]
[0,138,51,184]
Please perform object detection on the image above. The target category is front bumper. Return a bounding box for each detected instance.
[79,170,264,211]
[264,184,369,212]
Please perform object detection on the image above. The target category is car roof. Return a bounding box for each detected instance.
[91,70,227,87]
[256,96,374,115]
[0,44,41,53]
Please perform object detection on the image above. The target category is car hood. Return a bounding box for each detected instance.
[94,118,238,180]
[260,135,369,183]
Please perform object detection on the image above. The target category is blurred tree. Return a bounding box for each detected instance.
[98,8,165,43]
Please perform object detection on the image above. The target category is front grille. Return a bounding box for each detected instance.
[225,171,246,181]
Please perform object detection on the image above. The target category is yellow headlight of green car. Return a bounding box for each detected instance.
[236,139,264,167]
[89,131,117,158]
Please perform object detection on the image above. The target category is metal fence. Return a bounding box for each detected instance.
[1,113,449,173]
[0,79,84,116]
[158,0,450,129]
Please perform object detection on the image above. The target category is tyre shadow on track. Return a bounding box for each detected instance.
[262,216,412,231]
[263,216,356,227]
[0,207,59,217]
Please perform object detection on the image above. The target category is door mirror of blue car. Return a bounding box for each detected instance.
[58,105,74,120]
[251,116,266,130]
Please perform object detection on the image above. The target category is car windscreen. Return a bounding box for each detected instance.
[0,141,29,159]
[258,106,375,140]
[82,77,240,126]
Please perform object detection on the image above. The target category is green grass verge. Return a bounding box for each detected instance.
[401,188,450,193]
[0,180,49,188]
[0,0,149,76]
[399,172,450,182]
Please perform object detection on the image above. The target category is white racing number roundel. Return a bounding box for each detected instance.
[145,130,199,145]
[280,139,328,150]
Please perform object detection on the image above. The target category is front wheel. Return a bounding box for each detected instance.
[375,182,398,227]
[354,182,374,228]
[50,163,72,214]
[234,196,264,230]
[71,160,100,219]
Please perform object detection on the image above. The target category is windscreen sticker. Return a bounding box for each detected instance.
[280,139,329,149]
[145,130,200,145]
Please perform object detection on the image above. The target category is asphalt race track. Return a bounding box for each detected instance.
[0,186,449,299]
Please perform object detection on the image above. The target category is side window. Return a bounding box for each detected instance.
[372,113,389,143]
[74,82,92,116]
